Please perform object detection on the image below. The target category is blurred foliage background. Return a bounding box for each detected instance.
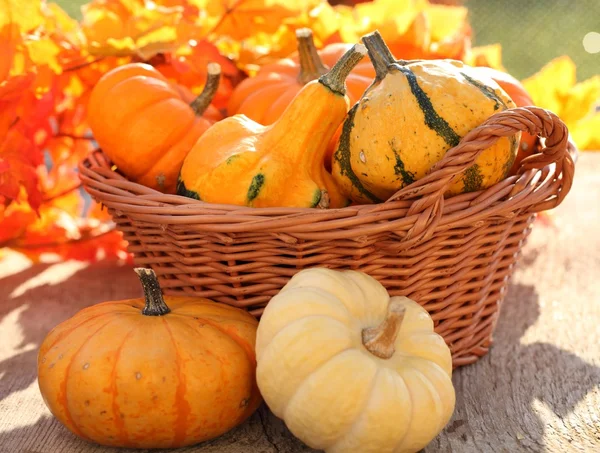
[466,0,597,80]
[52,0,599,81]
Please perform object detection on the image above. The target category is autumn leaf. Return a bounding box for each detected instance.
[523,56,600,150]
[464,44,505,70]
[157,39,244,110]
[81,0,183,59]
[199,0,322,41]
[0,0,45,32]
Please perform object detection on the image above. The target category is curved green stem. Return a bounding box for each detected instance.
[190,63,221,116]
[318,43,368,96]
[135,268,171,316]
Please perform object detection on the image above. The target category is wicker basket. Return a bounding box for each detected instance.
[79,106,575,367]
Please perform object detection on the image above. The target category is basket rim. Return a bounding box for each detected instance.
[79,106,576,250]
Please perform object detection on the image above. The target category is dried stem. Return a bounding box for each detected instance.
[362,298,406,359]
[295,28,328,84]
[189,63,221,116]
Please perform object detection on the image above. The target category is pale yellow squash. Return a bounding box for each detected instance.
[256,268,455,453]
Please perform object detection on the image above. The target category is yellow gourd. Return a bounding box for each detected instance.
[332,31,520,203]
[256,268,455,453]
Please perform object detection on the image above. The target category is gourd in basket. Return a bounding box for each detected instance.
[87,62,222,194]
[332,31,521,204]
[177,43,370,209]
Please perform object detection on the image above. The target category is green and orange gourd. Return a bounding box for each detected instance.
[177,44,369,209]
[332,31,521,204]
[87,62,222,194]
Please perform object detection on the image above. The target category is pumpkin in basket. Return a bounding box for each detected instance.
[88,62,222,194]
[256,267,455,453]
[472,66,538,175]
[177,44,369,209]
[332,31,521,204]
[37,268,261,449]
[227,28,374,125]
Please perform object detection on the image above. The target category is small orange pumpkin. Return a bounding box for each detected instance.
[227,28,375,125]
[473,66,539,174]
[37,268,261,449]
[88,62,222,193]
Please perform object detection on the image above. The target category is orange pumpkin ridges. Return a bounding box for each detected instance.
[37,267,261,449]
[87,62,222,194]
[226,28,375,126]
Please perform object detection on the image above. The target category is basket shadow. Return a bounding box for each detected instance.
[430,282,600,452]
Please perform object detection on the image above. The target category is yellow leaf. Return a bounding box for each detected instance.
[200,0,321,41]
[571,113,600,150]
[465,44,505,70]
[561,75,600,124]
[522,56,576,116]
[426,4,468,41]
[24,37,63,74]
[524,56,600,151]
[0,0,44,31]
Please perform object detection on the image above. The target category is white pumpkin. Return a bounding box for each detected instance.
[256,268,455,453]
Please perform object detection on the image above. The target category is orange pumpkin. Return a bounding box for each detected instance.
[227,28,375,125]
[37,268,261,449]
[88,62,222,193]
[473,66,539,175]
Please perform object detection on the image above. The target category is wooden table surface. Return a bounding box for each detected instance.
[1,153,599,453]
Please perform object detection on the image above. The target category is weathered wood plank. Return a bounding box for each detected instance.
[1,154,599,453]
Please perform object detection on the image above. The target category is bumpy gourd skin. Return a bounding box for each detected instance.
[332,58,520,204]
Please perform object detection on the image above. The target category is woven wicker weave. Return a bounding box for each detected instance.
[79,106,575,367]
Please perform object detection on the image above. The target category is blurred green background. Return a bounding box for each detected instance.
[55,0,598,80]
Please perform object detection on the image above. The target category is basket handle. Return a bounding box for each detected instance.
[383,106,576,247]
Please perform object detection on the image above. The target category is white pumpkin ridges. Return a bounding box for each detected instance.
[283,349,380,449]
[255,268,455,453]
[256,286,352,357]
[393,365,454,452]
[328,367,413,453]
[257,316,354,416]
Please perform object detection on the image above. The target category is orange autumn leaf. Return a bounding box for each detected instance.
[0,197,130,263]
[522,56,600,150]
[199,0,322,40]
[0,128,41,210]
[156,39,244,110]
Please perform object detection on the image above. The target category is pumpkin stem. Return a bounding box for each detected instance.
[362,298,406,359]
[361,30,397,80]
[134,268,171,316]
[189,63,221,116]
[296,28,329,85]
[318,43,367,96]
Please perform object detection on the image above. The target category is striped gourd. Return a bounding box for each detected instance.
[332,31,520,204]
